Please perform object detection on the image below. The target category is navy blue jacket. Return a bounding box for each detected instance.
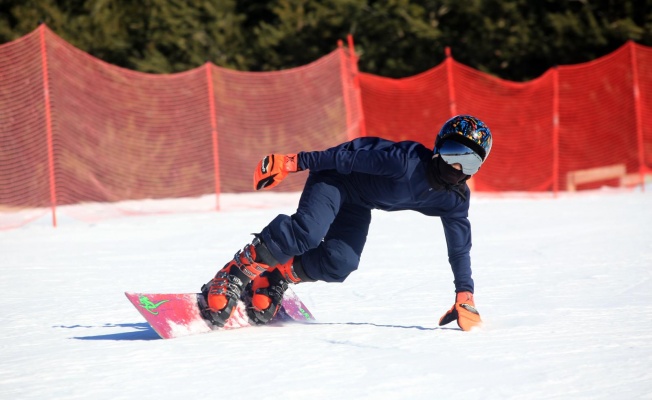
[297,137,474,293]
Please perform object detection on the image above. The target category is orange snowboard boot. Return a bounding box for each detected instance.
[247,257,314,325]
[200,237,277,327]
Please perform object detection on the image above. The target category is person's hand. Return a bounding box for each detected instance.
[439,291,482,331]
[253,154,300,190]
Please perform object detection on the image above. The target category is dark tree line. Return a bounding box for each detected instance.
[1,0,650,81]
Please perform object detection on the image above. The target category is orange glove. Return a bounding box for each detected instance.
[439,291,482,331]
[253,154,300,190]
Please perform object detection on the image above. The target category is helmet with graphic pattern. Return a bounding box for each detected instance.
[434,115,492,175]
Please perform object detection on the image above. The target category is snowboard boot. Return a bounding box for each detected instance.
[247,257,314,325]
[200,237,278,327]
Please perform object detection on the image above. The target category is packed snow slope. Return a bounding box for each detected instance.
[1,190,651,399]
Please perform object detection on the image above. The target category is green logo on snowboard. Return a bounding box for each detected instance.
[139,296,169,315]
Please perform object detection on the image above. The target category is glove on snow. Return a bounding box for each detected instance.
[439,291,482,331]
[253,154,300,190]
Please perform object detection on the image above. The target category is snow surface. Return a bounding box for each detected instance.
[1,189,651,399]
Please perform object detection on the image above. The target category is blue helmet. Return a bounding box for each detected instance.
[434,115,492,175]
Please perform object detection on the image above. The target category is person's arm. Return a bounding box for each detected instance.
[298,138,408,179]
[254,139,410,190]
[438,214,483,331]
[440,215,473,293]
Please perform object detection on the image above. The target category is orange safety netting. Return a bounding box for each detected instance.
[1,26,651,229]
[361,44,652,193]
[0,26,362,228]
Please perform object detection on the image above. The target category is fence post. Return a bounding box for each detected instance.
[629,41,646,192]
[205,63,221,210]
[347,35,366,138]
[445,47,457,117]
[552,67,560,197]
[39,25,57,227]
[338,40,355,141]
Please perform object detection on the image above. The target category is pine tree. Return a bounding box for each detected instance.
[0,0,650,80]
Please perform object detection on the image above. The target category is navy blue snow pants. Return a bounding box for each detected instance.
[260,173,371,282]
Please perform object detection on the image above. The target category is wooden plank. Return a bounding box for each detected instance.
[566,164,626,191]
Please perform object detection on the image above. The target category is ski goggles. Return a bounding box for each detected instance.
[436,140,483,175]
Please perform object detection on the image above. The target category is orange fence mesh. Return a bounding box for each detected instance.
[361,42,652,193]
[0,26,362,228]
[1,26,651,229]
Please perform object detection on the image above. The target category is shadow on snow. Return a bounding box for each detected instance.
[54,320,458,341]
[307,321,459,331]
[54,322,161,341]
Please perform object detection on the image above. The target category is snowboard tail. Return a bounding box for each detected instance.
[125,288,314,339]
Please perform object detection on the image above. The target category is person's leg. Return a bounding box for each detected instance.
[299,203,372,282]
[248,202,372,324]
[203,174,346,326]
[260,174,347,263]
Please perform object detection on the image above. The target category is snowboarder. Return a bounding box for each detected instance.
[201,114,492,331]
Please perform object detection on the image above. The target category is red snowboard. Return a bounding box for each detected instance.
[125,289,314,339]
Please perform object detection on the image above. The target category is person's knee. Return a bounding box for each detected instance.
[260,214,322,261]
[317,244,361,282]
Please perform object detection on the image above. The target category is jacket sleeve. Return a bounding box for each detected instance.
[298,139,408,179]
[440,214,474,293]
